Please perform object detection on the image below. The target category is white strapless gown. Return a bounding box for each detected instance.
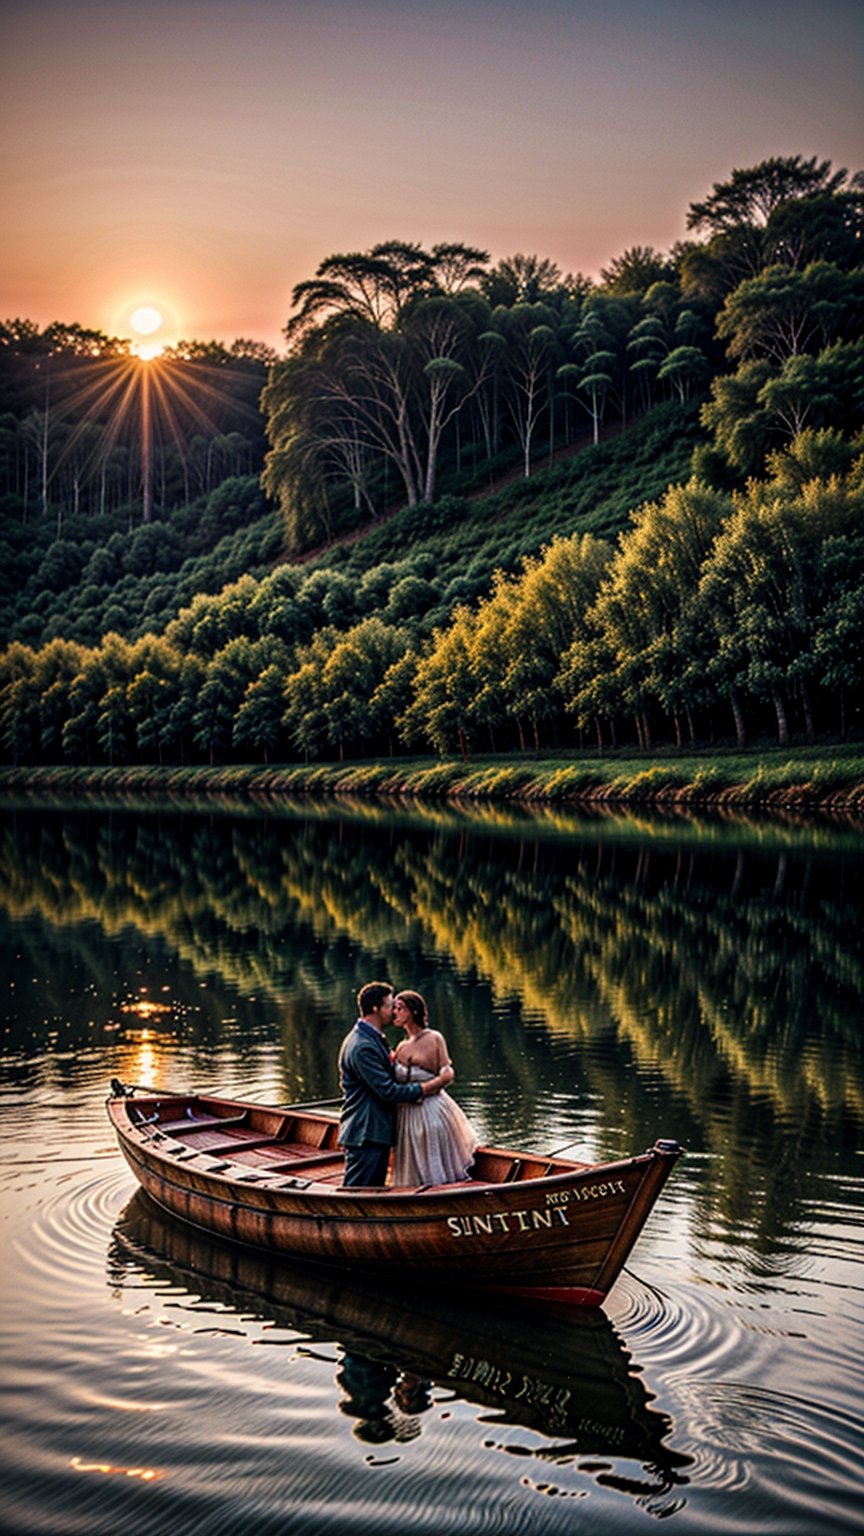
[392,1063,478,1186]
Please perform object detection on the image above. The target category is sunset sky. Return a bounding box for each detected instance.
[3,0,863,352]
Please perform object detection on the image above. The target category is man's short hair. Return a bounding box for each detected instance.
[357,980,393,1017]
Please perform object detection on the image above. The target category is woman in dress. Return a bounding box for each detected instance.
[391,990,478,1186]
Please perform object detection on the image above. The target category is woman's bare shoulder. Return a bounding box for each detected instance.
[428,1028,451,1060]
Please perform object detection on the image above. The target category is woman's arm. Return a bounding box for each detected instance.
[419,1062,454,1095]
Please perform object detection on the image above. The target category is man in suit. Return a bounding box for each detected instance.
[338,979,452,1187]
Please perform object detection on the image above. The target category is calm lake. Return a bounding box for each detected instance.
[1,794,862,1535]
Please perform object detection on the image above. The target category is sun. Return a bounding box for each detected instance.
[130,306,163,336]
[130,305,165,360]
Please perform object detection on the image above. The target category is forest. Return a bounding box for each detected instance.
[1,154,862,768]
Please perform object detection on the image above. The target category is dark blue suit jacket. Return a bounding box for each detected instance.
[338,1019,422,1147]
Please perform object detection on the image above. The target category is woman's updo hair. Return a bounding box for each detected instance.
[396,989,428,1029]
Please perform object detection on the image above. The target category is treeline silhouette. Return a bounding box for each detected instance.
[0,323,274,523]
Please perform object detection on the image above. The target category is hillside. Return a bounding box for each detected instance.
[2,154,861,771]
[1,400,701,652]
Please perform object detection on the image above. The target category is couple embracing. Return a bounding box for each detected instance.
[338,980,477,1188]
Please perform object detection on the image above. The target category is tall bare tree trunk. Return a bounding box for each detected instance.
[800,682,815,742]
[771,689,789,745]
[729,691,747,748]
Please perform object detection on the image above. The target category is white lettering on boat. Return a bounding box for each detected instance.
[446,1206,571,1241]
[444,1179,627,1243]
[546,1178,626,1206]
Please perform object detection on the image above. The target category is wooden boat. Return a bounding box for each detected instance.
[107,1081,683,1308]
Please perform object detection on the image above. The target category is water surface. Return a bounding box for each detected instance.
[1,797,862,1533]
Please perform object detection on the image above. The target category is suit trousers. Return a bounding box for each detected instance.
[342,1142,391,1187]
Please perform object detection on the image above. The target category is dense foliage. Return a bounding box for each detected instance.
[261,156,863,553]
[1,153,862,768]
[0,476,281,650]
[260,240,722,550]
[2,425,861,765]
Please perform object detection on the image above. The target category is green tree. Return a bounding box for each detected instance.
[716,262,862,367]
[125,636,183,763]
[369,650,419,754]
[399,605,478,757]
[484,303,558,476]
[192,637,270,764]
[757,342,864,440]
[812,549,864,736]
[61,633,133,764]
[687,155,853,281]
[700,328,864,479]
[320,617,409,758]
[0,642,38,763]
[501,534,613,749]
[464,572,514,749]
[697,443,864,742]
[282,630,334,761]
[765,187,864,271]
[233,662,287,762]
[264,246,493,525]
[564,309,615,445]
[600,246,672,296]
[97,682,130,764]
[481,253,567,307]
[574,481,731,749]
[657,346,711,402]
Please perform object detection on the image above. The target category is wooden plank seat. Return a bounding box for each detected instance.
[198,1132,289,1156]
[151,1112,249,1135]
[265,1150,347,1173]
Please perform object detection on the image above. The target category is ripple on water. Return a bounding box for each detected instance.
[607,1268,864,1531]
[10,1164,133,1308]
[666,1380,864,1534]
[610,1267,757,1378]
[2,1137,862,1535]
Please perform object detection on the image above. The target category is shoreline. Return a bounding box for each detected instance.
[1,746,863,813]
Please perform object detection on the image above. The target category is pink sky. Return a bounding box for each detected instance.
[2,0,862,352]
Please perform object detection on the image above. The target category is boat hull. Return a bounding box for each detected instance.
[108,1088,682,1307]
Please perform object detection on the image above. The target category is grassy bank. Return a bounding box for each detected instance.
[1,743,863,811]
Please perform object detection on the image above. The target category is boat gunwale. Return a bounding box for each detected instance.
[117,1143,637,1234]
[109,1091,678,1213]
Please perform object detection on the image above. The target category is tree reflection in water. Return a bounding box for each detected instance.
[2,797,862,1271]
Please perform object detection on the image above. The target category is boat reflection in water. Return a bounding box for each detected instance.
[110,1192,691,1499]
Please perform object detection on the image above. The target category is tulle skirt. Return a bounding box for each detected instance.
[393,1089,478,1187]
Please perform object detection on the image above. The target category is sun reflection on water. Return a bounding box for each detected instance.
[70,1456,163,1482]
[116,995,175,1085]
[120,1001,172,1021]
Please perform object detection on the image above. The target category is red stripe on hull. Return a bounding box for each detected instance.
[484,1283,606,1308]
